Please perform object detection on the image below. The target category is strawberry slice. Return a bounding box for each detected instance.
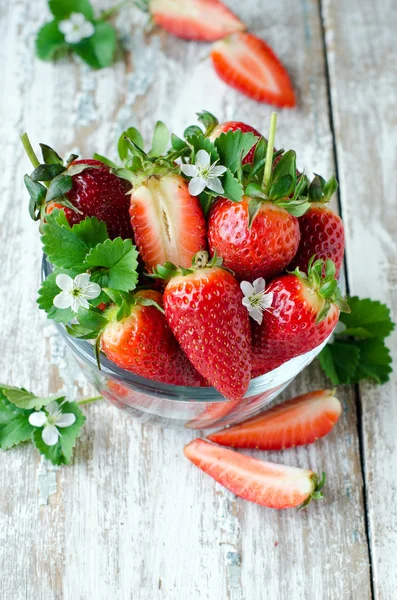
[211,33,296,107]
[129,174,207,271]
[149,0,245,41]
[184,439,325,509]
[207,390,342,449]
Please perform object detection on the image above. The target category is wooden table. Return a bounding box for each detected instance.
[1,1,396,598]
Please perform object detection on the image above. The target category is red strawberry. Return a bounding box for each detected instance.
[184,439,326,509]
[208,196,300,281]
[208,389,342,449]
[288,175,345,277]
[209,121,262,164]
[211,33,296,107]
[252,258,349,377]
[47,160,133,239]
[155,252,252,401]
[129,174,207,271]
[101,290,204,386]
[148,0,245,42]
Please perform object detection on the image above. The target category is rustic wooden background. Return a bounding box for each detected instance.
[0,0,396,598]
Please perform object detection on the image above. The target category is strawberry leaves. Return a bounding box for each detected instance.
[84,238,139,291]
[318,296,395,385]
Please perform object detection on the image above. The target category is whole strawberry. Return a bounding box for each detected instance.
[100,290,205,386]
[251,258,349,377]
[153,252,252,401]
[288,174,345,277]
[209,121,262,164]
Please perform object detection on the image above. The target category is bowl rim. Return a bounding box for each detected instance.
[42,256,331,403]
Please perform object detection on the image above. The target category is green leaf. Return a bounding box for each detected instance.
[184,125,203,139]
[84,238,139,291]
[46,173,73,202]
[272,150,297,182]
[351,339,393,384]
[30,163,66,182]
[197,110,218,135]
[32,400,86,466]
[73,22,116,69]
[221,170,244,202]
[37,272,75,324]
[171,134,188,153]
[24,175,47,219]
[149,121,170,157]
[188,135,219,164]
[248,197,262,229]
[40,144,64,165]
[0,404,34,450]
[0,385,55,410]
[318,341,360,385]
[35,20,67,61]
[337,296,395,340]
[49,0,94,20]
[42,212,109,270]
[77,307,108,332]
[214,130,258,173]
[269,174,294,200]
[118,127,144,161]
[93,153,118,169]
[199,192,213,215]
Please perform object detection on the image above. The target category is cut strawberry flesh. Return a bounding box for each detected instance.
[211,33,296,107]
[129,175,207,271]
[208,390,342,449]
[150,0,245,41]
[184,439,316,509]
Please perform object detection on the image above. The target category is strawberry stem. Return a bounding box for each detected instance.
[77,396,103,406]
[263,112,277,194]
[20,133,40,169]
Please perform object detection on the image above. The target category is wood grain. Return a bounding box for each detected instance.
[322,0,397,597]
[0,0,375,598]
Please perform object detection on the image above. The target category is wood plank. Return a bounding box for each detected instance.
[321,0,397,596]
[0,1,371,598]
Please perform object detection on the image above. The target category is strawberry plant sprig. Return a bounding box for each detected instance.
[36,0,129,69]
[0,385,102,465]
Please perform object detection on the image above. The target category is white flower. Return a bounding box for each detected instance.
[240,278,273,325]
[180,149,227,196]
[53,273,101,313]
[29,401,76,446]
[58,12,95,45]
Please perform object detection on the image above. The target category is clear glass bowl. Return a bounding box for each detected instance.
[42,257,330,429]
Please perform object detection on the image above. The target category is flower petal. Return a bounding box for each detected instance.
[81,22,95,39]
[53,291,72,309]
[74,273,91,289]
[70,13,87,25]
[82,282,101,300]
[58,20,74,35]
[249,307,264,325]
[29,411,47,427]
[211,165,227,176]
[206,177,224,194]
[188,177,207,196]
[46,400,60,415]
[259,291,274,310]
[70,295,89,312]
[195,149,211,169]
[56,274,73,292]
[240,281,255,297]
[42,426,60,447]
[242,297,251,309]
[180,164,198,177]
[253,278,266,295]
[56,413,77,428]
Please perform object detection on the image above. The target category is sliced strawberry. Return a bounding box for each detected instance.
[209,121,262,164]
[129,174,207,271]
[207,389,342,449]
[211,33,296,107]
[184,439,325,509]
[149,0,245,41]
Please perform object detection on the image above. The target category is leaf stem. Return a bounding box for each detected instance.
[263,112,277,194]
[20,133,40,169]
[101,0,130,20]
[77,395,103,406]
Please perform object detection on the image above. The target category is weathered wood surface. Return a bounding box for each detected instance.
[322,0,397,597]
[1,0,393,597]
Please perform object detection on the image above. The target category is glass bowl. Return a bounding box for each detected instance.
[42,257,330,429]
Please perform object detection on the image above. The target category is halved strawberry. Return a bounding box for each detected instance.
[129,174,207,271]
[211,33,296,107]
[207,389,342,449]
[209,121,262,164]
[148,0,245,41]
[184,439,325,509]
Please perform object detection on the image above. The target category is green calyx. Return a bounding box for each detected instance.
[297,471,326,511]
[291,257,350,323]
[150,251,225,281]
[21,133,95,222]
[308,173,338,204]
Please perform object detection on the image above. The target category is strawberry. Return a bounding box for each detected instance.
[288,175,345,277]
[146,0,245,42]
[252,258,350,377]
[209,121,262,164]
[101,290,205,386]
[153,252,252,401]
[129,173,207,271]
[184,439,326,509]
[207,389,342,449]
[211,33,296,107]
